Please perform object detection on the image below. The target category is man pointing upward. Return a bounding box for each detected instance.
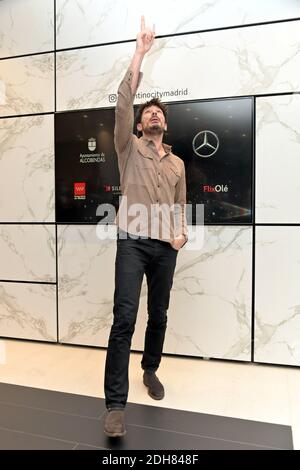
[104,15,188,438]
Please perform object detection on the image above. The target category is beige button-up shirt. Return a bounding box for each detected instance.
[114,67,188,245]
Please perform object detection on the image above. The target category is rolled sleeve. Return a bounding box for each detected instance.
[114,68,143,172]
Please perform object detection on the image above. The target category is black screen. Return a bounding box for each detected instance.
[166,98,253,223]
[55,97,253,223]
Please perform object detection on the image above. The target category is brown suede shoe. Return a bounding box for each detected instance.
[143,371,165,400]
[104,410,126,437]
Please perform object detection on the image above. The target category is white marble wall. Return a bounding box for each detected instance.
[56,0,300,49]
[0,282,56,342]
[254,94,300,366]
[56,20,300,111]
[0,0,54,58]
[256,94,300,223]
[255,227,300,366]
[0,54,54,117]
[0,1,56,341]
[0,115,55,222]
[57,225,116,346]
[1,0,300,366]
[134,226,252,360]
[0,225,56,282]
[58,225,252,361]
[0,81,5,105]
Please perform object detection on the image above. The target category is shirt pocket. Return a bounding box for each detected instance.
[137,148,154,169]
[136,160,153,170]
[168,165,181,186]
[128,154,154,184]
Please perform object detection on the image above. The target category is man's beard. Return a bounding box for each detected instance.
[143,124,164,136]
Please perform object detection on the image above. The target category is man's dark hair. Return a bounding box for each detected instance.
[135,98,168,136]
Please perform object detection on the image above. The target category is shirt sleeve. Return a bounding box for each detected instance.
[174,161,188,246]
[114,68,143,174]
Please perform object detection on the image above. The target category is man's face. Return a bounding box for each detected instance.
[137,105,167,136]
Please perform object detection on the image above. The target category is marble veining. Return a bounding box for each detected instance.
[255,227,300,366]
[56,0,300,49]
[0,115,54,222]
[58,225,252,361]
[256,94,300,223]
[0,0,54,58]
[0,282,56,341]
[0,54,54,117]
[56,20,300,111]
[0,225,56,282]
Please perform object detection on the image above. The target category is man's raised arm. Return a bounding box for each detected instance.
[114,16,155,162]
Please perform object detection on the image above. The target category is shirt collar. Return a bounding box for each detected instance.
[139,136,172,154]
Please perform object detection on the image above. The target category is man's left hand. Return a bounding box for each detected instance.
[170,235,187,251]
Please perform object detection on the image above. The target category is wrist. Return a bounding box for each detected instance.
[181,233,188,247]
[134,49,145,59]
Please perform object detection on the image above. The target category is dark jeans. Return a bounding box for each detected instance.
[104,230,178,410]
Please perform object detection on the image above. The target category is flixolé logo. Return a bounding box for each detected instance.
[74,182,86,200]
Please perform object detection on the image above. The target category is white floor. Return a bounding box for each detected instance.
[0,338,299,449]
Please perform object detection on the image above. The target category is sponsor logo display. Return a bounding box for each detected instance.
[55,98,253,224]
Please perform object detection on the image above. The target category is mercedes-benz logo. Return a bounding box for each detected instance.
[192,130,219,158]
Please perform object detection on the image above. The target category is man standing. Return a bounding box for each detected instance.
[104,16,188,437]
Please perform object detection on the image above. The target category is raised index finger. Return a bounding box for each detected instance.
[141,15,145,31]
